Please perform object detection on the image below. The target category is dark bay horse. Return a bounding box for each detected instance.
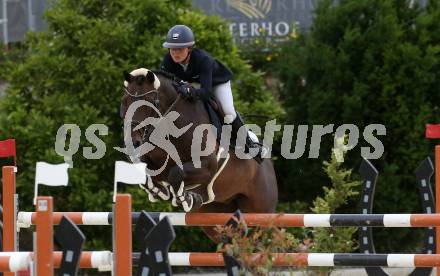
[120,68,278,240]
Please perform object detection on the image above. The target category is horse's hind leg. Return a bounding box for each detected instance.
[197,202,238,243]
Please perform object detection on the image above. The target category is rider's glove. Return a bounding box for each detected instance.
[173,82,198,102]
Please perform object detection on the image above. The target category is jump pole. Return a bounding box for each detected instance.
[0,251,112,272]
[10,195,130,275]
[1,166,133,275]
[16,212,440,228]
[4,252,440,270]
[34,195,132,275]
[2,166,17,276]
[436,145,440,276]
[425,124,440,275]
[35,196,54,275]
[113,194,132,276]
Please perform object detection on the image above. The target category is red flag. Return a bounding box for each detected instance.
[0,139,16,166]
[426,124,440,139]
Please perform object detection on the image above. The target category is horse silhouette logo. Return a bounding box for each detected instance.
[226,0,272,19]
[115,100,193,176]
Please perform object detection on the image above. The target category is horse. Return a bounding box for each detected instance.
[119,68,278,241]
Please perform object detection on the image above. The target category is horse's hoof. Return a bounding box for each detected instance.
[182,195,194,212]
[181,192,203,212]
[190,192,203,210]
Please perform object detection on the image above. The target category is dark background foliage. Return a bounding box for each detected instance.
[277,0,440,252]
[0,0,440,271]
[0,0,283,254]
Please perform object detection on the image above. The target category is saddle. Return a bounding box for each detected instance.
[184,98,232,205]
[172,78,255,152]
[204,98,225,144]
[169,75,226,142]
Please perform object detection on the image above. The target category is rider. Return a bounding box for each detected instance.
[160,24,264,162]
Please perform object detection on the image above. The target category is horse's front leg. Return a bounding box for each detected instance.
[139,176,171,202]
[167,158,216,212]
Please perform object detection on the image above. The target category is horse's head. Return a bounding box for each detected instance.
[120,68,178,162]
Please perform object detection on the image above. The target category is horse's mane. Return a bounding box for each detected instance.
[127,67,179,92]
[152,69,182,83]
[148,69,184,94]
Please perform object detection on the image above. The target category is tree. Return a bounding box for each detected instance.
[277,0,440,251]
[0,0,283,253]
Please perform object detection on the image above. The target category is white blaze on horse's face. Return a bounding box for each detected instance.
[120,68,162,151]
[123,68,160,90]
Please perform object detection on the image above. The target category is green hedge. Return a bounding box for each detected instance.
[0,0,283,254]
[276,0,440,252]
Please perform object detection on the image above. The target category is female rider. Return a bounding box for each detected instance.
[160,24,263,163]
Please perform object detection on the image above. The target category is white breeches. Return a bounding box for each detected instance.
[194,81,259,143]
[213,81,259,143]
[213,81,236,124]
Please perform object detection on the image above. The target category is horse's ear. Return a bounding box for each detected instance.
[123,70,132,82]
[146,70,155,83]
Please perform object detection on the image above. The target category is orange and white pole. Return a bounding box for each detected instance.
[436,146,440,276]
[425,124,440,276]
[113,194,131,276]
[35,196,54,276]
[0,251,112,272]
[2,166,16,276]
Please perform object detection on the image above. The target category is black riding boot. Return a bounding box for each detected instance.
[231,113,264,164]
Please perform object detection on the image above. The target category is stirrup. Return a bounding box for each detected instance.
[245,139,266,164]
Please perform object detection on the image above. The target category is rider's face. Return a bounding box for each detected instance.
[170,48,190,64]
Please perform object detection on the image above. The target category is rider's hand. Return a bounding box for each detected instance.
[175,83,198,101]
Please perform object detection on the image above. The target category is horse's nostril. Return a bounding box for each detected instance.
[134,140,141,148]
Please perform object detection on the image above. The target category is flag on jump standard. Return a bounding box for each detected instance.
[426,124,440,138]
[34,162,69,205]
[0,139,17,165]
[113,161,147,202]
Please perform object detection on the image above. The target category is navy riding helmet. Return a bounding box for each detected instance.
[163,25,195,48]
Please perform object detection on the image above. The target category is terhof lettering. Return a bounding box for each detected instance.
[192,0,316,43]
[229,21,291,38]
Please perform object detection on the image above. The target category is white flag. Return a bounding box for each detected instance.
[113,161,146,202]
[34,162,69,205]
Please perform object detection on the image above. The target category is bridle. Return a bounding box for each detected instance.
[123,86,160,106]
[123,82,181,145]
